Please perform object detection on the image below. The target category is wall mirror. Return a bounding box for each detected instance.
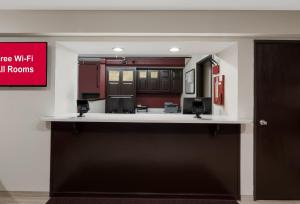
[185,69,195,94]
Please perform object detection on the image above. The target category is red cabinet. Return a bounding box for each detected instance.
[78,62,106,99]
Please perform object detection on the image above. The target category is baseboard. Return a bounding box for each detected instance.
[240,195,254,201]
[46,197,239,204]
[0,191,250,202]
[0,191,49,198]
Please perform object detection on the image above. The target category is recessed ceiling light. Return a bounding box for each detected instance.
[169,47,180,52]
[113,47,123,52]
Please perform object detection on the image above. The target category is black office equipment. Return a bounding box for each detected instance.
[201,97,212,114]
[183,98,195,114]
[77,100,90,117]
[192,98,205,118]
[183,97,212,115]
[192,97,212,118]
[106,96,135,113]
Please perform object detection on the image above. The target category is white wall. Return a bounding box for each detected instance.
[54,44,78,114]
[237,39,254,196]
[214,44,238,118]
[1,11,300,35]
[0,38,55,192]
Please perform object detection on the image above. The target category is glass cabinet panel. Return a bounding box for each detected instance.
[123,70,134,81]
[139,70,147,79]
[108,70,120,82]
[150,70,159,79]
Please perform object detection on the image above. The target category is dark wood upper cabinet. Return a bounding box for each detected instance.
[159,70,171,92]
[120,69,135,96]
[107,69,121,96]
[136,68,182,94]
[147,70,160,91]
[106,67,136,96]
[170,69,183,93]
[137,70,148,92]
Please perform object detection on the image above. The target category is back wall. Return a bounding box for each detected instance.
[0,10,297,197]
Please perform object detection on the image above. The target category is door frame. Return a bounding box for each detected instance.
[196,55,213,98]
[254,40,300,200]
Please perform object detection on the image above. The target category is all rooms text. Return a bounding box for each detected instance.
[0,55,35,73]
[0,66,34,73]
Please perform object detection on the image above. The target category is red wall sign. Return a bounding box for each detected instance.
[212,65,220,74]
[0,42,47,86]
[214,75,225,105]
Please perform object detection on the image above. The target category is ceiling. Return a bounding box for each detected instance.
[1,0,300,10]
[59,41,235,57]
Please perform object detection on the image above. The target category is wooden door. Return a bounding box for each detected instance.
[171,69,183,93]
[159,70,170,91]
[148,70,160,91]
[255,41,300,200]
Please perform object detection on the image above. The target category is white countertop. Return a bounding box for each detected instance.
[41,113,252,124]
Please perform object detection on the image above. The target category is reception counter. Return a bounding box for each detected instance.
[43,113,251,201]
[41,113,251,124]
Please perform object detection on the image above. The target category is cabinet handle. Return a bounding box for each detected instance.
[110,95,133,99]
[259,119,268,126]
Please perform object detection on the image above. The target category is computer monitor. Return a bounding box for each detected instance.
[183,98,195,114]
[77,100,90,117]
[192,97,212,118]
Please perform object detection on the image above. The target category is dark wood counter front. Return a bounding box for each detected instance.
[50,122,240,200]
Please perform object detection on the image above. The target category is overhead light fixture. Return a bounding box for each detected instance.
[169,47,180,52]
[113,47,123,52]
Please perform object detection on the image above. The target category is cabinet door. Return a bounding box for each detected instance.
[137,70,148,92]
[148,70,160,91]
[78,64,99,98]
[107,69,121,96]
[171,69,183,93]
[121,70,135,96]
[159,70,170,91]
